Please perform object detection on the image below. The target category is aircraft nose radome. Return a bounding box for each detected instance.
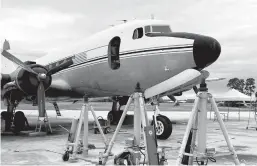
[193,36,221,69]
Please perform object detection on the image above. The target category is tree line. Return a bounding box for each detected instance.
[227,78,257,97]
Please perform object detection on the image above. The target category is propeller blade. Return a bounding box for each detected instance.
[37,82,46,117]
[193,86,198,94]
[47,59,73,75]
[3,39,10,51]
[1,50,38,75]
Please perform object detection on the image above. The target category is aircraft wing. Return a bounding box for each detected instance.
[44,79,82,102]
[46,80,112,102]
[206,77,226,82]
[160,73,225,98]
[150,70,210,98]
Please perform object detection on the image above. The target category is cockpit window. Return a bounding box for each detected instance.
[145,25,171,34]
[132,27,143,39]
[145,25,151,34]
[152,25,171,33]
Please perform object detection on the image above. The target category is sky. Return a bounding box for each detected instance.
[1,0,257,93]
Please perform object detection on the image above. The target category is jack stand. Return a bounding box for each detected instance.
[176,82,240,166]
[246,101,257,130]
[63,96,108,161]
[158,146,171,165]
[35,111,52,134]
[102,84,159,165]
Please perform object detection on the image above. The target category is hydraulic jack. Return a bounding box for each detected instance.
[176,81,240,165]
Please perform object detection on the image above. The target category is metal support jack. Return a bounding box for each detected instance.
[63,96,108,161]
[176,82,240,166]
[35,111,52,134]
[101,84,159,165]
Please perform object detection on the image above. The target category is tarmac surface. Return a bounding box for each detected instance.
[1,103,257,165]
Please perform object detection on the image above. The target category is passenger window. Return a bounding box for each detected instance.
[132,27,143,39]
[108,36,121,70]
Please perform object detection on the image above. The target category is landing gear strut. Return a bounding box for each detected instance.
[152,101,172,140]
[5,103,16,131]
[107,96,173,140]
[107,100,123,125]
[107,96,129,125]
[2,86,23,131]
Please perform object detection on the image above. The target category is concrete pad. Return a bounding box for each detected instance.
[2,119,257,165]
[1,103,257,165]
[27,132,48,137]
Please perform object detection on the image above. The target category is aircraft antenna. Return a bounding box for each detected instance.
[151,14,155,20]
[117,19,128,23]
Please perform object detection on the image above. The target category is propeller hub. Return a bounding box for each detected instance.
[38,73,47,80]
[15,64,52,95]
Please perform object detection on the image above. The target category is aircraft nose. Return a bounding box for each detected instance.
[193,35,221,69]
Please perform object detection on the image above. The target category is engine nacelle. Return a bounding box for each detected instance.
[1,81,24,104]
[1,74,11,89]
[15,64,52,95]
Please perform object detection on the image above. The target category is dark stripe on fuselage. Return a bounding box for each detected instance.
[82,45,193,63]
[120,45,192,56]
[46,45,193,71]
[71,45,192,67]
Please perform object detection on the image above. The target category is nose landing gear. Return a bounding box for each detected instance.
[107,96,173,140]
[154,115,172,140]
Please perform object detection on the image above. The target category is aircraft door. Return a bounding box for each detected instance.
[108,36,121,70]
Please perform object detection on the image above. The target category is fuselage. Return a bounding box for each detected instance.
[34,20,220,99]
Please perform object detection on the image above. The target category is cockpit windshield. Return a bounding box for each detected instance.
[145,25,171,34]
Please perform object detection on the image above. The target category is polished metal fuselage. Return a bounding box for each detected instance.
[35,20,196,99]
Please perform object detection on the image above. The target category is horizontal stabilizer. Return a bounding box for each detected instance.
[206,77,225,82]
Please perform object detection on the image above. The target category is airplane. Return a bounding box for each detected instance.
[1,19,221,139]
